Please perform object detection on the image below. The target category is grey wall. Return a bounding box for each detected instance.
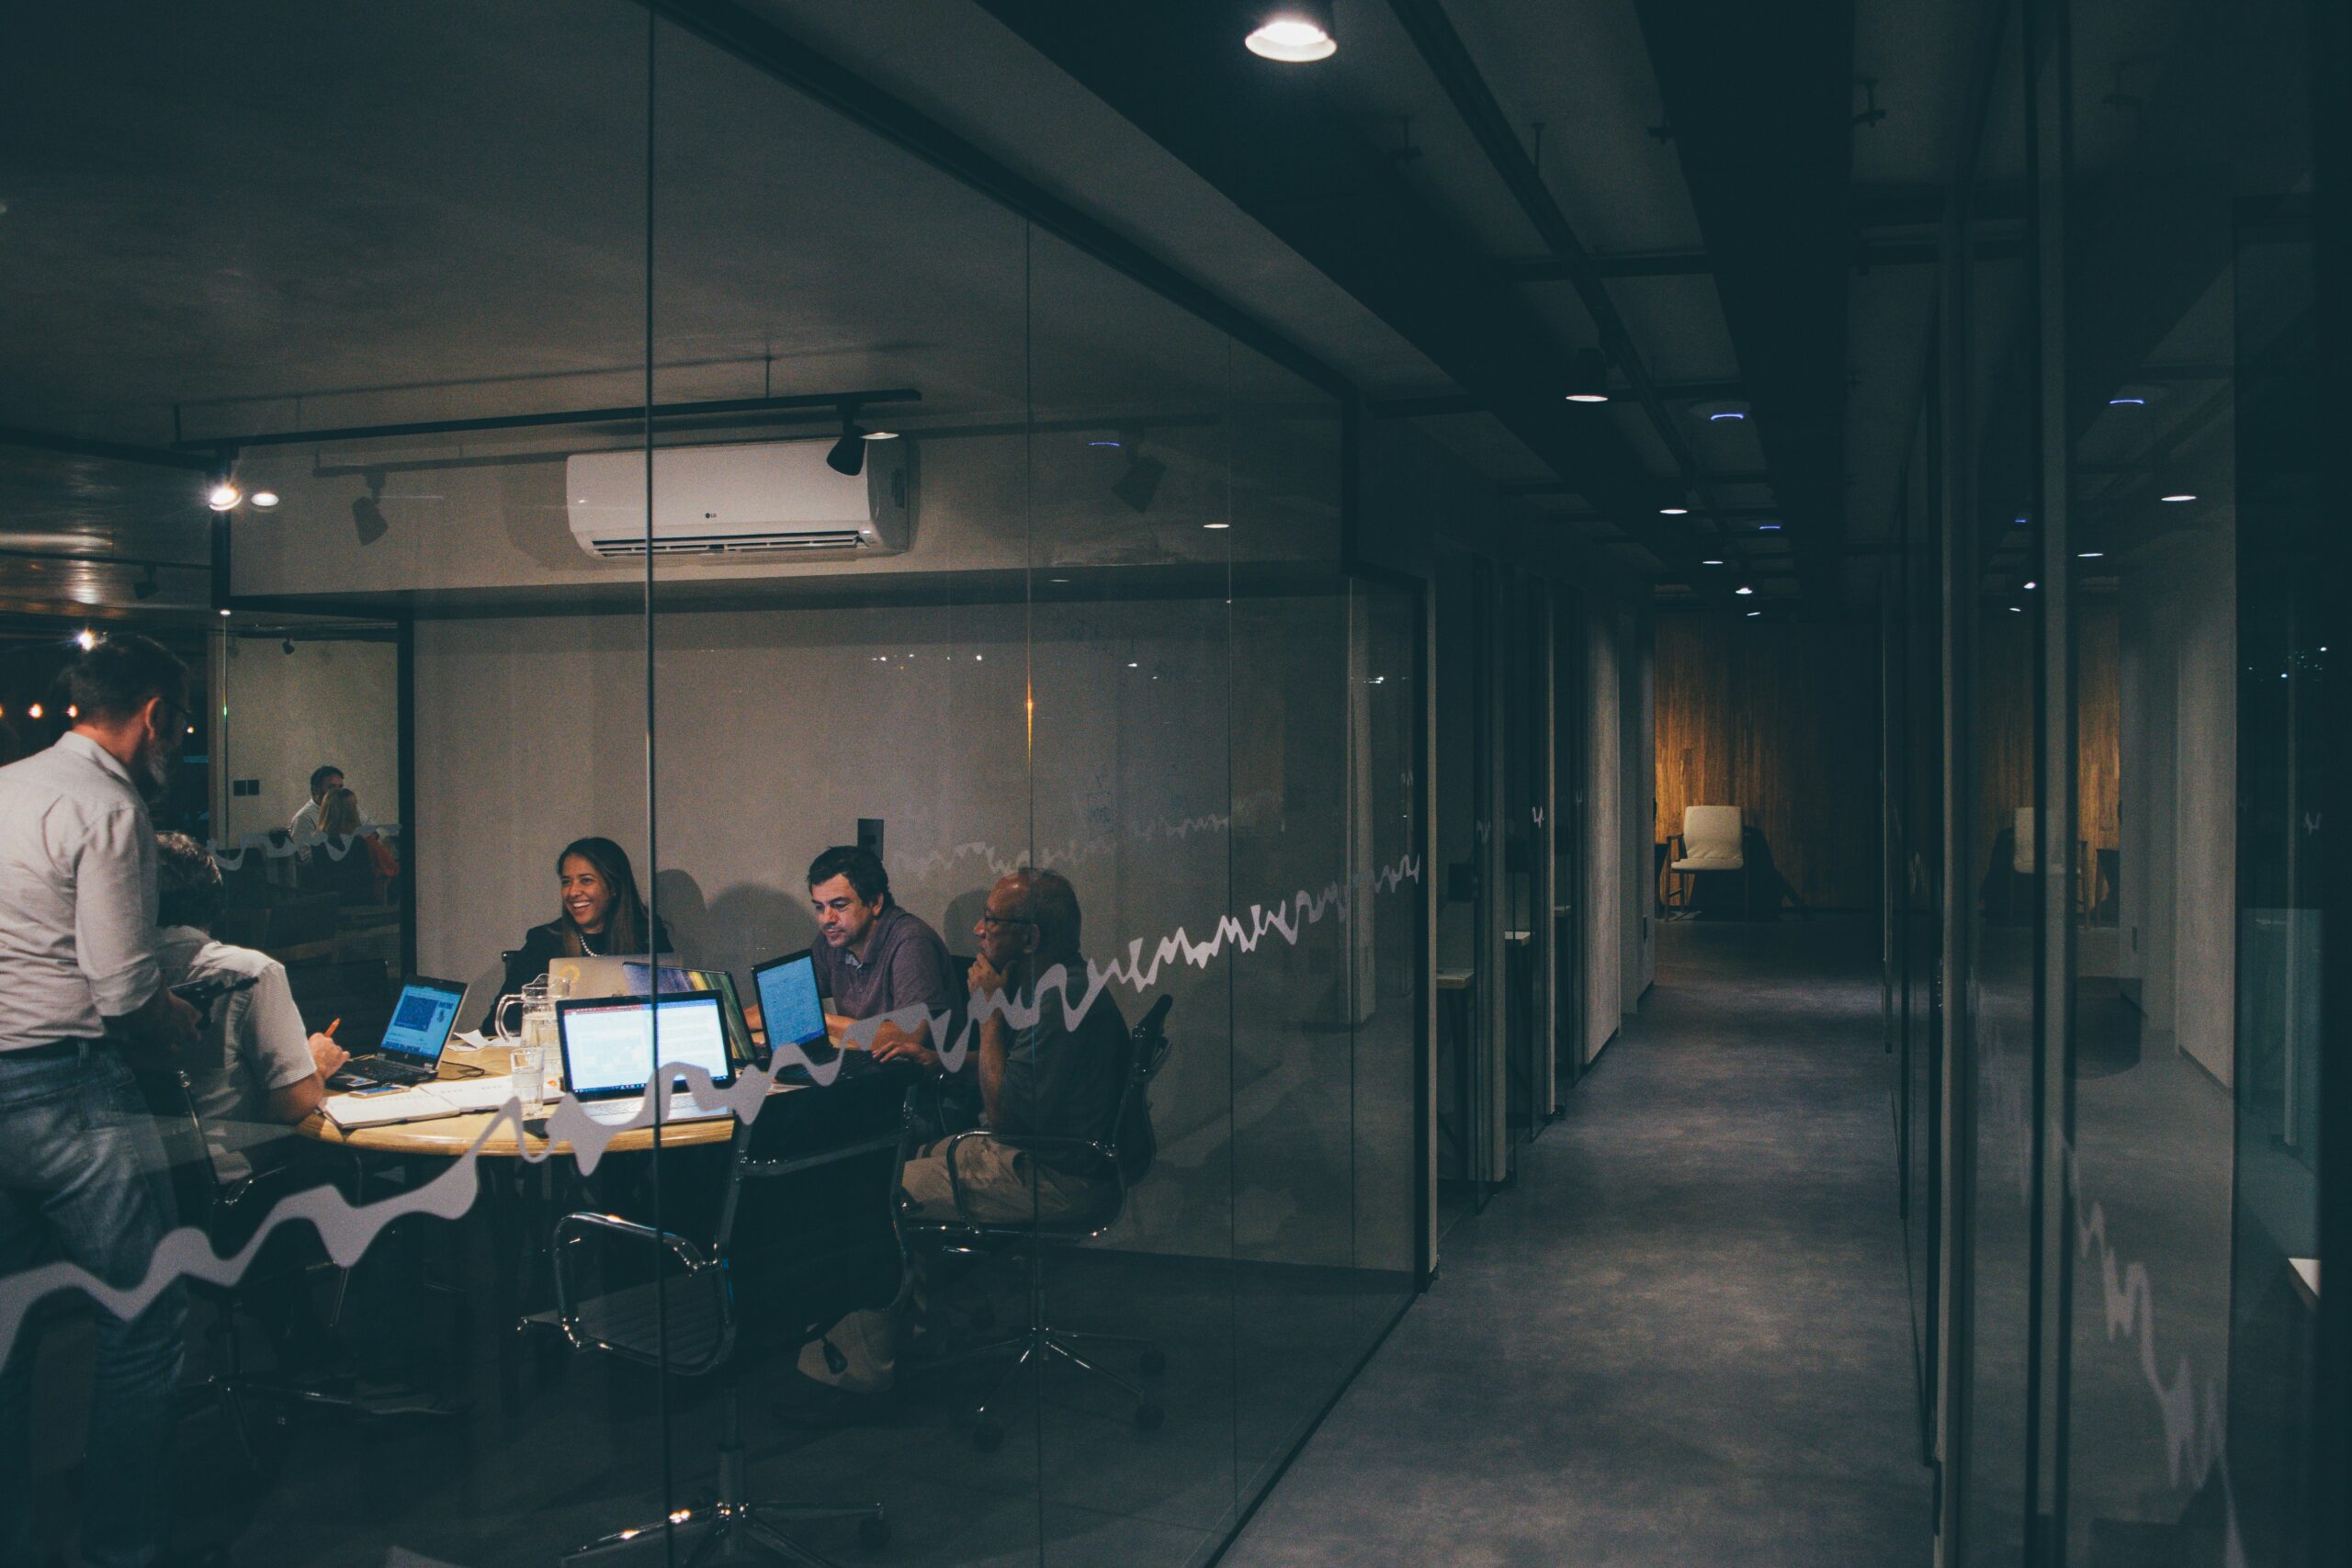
[218,632,400,840]
[1586,596,1625,1062]
[2117,525,2237,1084]
[411,592,1413,1266]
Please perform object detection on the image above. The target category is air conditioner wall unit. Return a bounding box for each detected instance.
[565,438,912,559]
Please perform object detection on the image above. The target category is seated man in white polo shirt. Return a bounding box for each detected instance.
[153,832,349,1185]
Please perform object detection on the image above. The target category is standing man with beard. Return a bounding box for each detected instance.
[0,633,201,1568]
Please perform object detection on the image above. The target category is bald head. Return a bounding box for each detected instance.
[996,867,1082,961]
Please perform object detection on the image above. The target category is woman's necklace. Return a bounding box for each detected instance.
[578,925,602,957]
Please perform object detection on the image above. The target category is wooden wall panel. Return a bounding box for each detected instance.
[1654,615,1883,909]
[2077,603,2120,852]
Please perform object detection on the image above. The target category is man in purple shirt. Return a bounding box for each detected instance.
[806,845,960,1072]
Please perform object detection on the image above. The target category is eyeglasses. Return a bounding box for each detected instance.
[977,912,1034,930]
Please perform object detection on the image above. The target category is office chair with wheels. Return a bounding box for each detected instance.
[552,1069,918,1565]
[904,994,1172,1450]
[135,1066,359,1469]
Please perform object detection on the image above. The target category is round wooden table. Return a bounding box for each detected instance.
[297,1041,792,1157]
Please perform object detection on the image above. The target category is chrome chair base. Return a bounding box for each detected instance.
[929,1307,1166,1449]
[565,1446,886,1565]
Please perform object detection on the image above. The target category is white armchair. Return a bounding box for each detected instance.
[1666,805,1751,918]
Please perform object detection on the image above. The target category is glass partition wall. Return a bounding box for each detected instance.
[0,6,1421,1566]
[1889,0,2342,1562]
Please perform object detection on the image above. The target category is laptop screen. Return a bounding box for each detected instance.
[752,953,827,1052]
[379,978,465,1066]
[560,994,734,1100]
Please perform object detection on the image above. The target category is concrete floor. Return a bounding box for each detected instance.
[1223,916,1934,1568]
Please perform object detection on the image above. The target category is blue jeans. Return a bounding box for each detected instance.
[0,1043,187,1568]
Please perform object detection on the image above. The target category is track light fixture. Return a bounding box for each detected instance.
[351,469,389,546]
[827,405,869,477]
[1246,1,1337,62]
[1565,348,1610,403]
[207,477,241,511]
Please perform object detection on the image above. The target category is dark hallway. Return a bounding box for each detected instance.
[1227,918,1928,1567]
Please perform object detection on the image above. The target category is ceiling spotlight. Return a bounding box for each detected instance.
[1709,411,1746,422]
[281,637,297,655]
[2077,551,2104,559]
[207,479,241,511]
[28,703,42,720]
[1565,348,1611,403]
[1660,505,1689,516]
[133,567,159,601]
[1702,558,1724,566]
[1204,521,1231,530]
[1735,585,1755,596]
[2108,396,2146,406]
[827,407,868,477]
[2161,492,2196,503]
[1746,610,1761,617]
[218,608,232,617]
[249,490,280,509]
[1112,445,1167,513]
[1245,2,1336,62]
[2024,581,2038,591]
[1757,523,1782,531]
[75,627,96,651]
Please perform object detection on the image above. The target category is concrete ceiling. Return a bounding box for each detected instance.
[0,0,2014,617]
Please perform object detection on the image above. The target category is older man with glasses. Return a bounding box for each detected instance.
[0,633,202,1568]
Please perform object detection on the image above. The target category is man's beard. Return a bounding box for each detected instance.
[136,735,174,801]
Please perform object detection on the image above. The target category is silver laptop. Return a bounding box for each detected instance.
[555,992,738,1125]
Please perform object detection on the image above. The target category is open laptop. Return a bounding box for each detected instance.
[621,962,759,1066]
[751,949,875,1082]
[330,975,468,1088]
[546,953,650,1000]
[556,992,738,1125]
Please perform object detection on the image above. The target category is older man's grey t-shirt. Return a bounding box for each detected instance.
[810,903,956,1030]
[995,981,1128,1152]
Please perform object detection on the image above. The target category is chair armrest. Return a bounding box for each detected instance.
[550,1211,727,1371]
[935,1128,1123,1231]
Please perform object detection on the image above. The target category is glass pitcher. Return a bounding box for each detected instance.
[495,974,569,1100]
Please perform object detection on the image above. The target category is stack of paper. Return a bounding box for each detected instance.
[322,1077,517,1129]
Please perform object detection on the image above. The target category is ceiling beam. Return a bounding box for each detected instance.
[970,0,1734,595]
[1634,0,1854,606]
[1382,0,1753,585]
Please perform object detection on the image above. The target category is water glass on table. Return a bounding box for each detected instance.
[508,1043,546,1117]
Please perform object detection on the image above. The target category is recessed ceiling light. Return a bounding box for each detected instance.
[207,481,241,511]
[1709,412,1746,422]
[75,628,96,651]
[1735,585,1755,596]
[1245,4,1336,62]
[2161,492,2196,503]
[2077,551,2103,558]
[861,429,899,441]
[1746,610,1760,617]
[249,490,279,509]
[1660,506,1689,516]
[1566,391,1610,404]
[2108,396,2146,406]
[2010,605,2024,613]
[218,608,232,617]
[2024,581,2038,590]
[1565,346,1610,402]
[1702,558,1724,566]
[1757,523,1781,531]
[1204,521,1231,530]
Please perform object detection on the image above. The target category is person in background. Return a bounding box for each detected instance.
[0,632,202,1568]
[797,868,1127,1397]
[305,784,402,905]
[480,836,672,1033]
[153,831,349,1373]
[288,763,344,838]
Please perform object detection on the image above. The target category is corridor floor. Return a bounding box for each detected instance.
[1222,916,1932,1567]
